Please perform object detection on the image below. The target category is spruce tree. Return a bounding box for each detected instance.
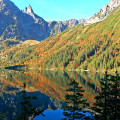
[0,112,7,120]
[93,72,110,120]
[93,71,120,120]
[109,71,120,120]
[63,79,89,120]
[15,82,44,120]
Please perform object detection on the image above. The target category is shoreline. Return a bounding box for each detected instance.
[2,65,120,74]
[42,68,120,75]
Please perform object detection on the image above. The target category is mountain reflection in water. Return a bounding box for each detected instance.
[0,70,102,120]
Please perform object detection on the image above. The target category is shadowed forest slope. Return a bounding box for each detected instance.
[0,7,120,72]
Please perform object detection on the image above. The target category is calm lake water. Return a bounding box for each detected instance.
[0,69,103,120]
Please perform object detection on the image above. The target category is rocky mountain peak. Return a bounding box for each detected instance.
[27,4,33,13]
[101,0,120,14]
[107,0,120,9]
[63,19,79,26]
[86,0,120,24]
[23,4,34,15]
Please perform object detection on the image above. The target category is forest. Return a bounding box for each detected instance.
[0,6,120,72]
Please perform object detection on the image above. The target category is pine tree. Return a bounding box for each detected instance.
[93,71,120,120]
[63,79,89,120]
[0,112,7,120]
[108,71,120,120]
[15,82,44,120]
[92,71,112,119]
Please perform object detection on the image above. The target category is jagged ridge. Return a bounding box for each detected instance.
[86,0,120,24]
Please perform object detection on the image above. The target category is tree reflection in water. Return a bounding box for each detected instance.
[63,79,90,120]
[93,71,120,120]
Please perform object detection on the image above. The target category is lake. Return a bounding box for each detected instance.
[0,69,102,120]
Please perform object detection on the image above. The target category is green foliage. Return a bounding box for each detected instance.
[63,80,89,120]
[92,71,120,120]
[15,82,44,120]
[0,112,8,120]
[45,46,79,68]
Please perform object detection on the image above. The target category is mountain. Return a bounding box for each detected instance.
[0,0,50,41]
[48,21,68,35]
[1,6,120,72]
[0,0,85,42]
[0,0,119,42]
[63,19,86,26]
[86,0,120,24]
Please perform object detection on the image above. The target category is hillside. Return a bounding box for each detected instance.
[0,6,120,72]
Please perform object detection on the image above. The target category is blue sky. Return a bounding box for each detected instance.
[11,0,110,21]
